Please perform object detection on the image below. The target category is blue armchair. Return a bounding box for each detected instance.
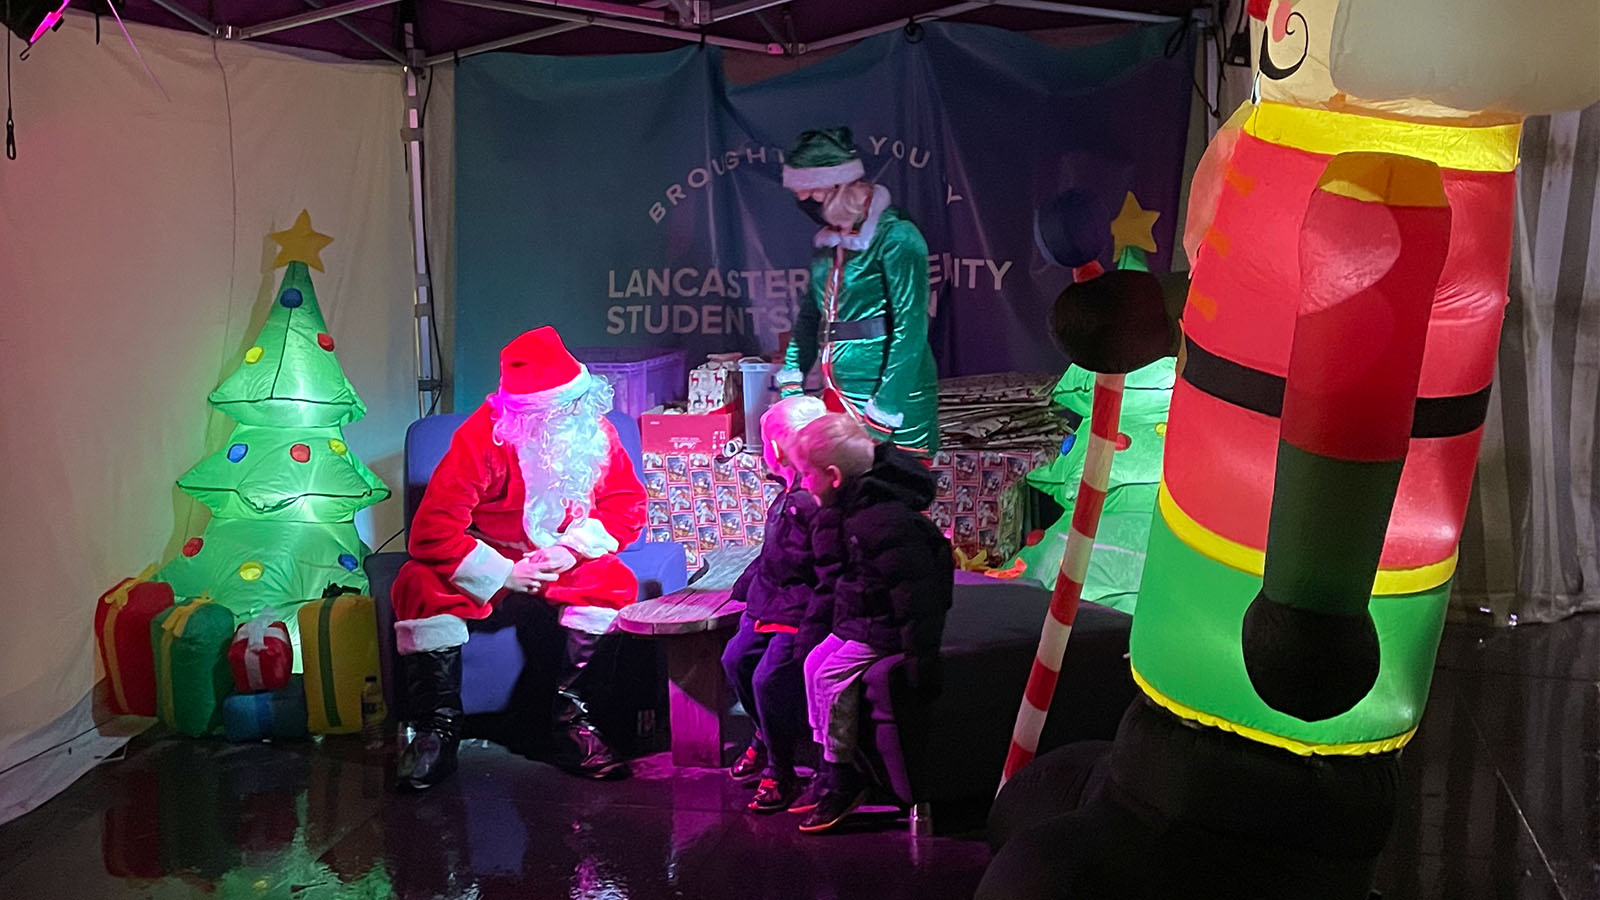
[364,410,688,720]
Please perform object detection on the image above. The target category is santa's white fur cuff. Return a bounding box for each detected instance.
[396,614,469,654]
[451,540,514,604]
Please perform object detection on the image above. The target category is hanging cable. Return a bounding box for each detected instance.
[6,0,16,160]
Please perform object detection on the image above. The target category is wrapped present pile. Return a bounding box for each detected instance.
[639,368,1066,570]
[640,448,781,568]
[933,372,1067,567]
[95,572,382,742]
[927,446,1054,568]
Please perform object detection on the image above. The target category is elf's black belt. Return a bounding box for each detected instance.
[820,315,888,345]
[1181,337,1492,439]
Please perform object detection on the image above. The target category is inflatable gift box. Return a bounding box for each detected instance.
[228,616,293,694]
[150,598,236,737]
[94,567,174,717]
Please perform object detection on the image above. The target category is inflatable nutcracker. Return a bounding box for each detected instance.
[982,1,1600,897]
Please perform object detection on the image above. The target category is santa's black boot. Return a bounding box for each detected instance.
[396,646,464,792]
[550,628,630,780]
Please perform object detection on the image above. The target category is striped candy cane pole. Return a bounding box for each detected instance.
[1000,371,1125,789]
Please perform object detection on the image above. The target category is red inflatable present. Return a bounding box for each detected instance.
[94,566,175,717]
[228,616,293,694]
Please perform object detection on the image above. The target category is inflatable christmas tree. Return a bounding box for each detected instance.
[159,212,389,635]
[1013,194,1174,611]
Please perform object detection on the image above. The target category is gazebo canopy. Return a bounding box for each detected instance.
[16,1,1207,64]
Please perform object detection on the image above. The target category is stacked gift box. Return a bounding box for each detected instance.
[641,447,780,568]
[927,448,1053,565]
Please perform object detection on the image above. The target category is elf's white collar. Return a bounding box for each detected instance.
[815,184,892,251]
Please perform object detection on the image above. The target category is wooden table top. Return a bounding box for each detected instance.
[617,587,744,636]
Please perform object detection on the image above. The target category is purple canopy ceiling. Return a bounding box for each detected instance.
[98,0,1205,63]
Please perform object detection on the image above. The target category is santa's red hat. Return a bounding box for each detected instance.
[499,326,585,397]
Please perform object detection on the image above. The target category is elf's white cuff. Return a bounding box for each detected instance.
[775,367,804,387]
[395,614,469,654]
[864,396,903,429]
[558,605,620,635]
[558,518,620,559]
[451,540,514,605]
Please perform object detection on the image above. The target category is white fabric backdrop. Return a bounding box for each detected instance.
[0,14,416,822]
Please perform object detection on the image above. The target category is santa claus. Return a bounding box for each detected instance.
[390,326,646,789]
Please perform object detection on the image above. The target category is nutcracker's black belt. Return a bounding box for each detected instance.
[1181,336,1492,439]
[820,315,888,345]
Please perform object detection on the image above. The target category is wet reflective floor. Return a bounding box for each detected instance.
[0,614,1593,899]
[1372,613,1600,900]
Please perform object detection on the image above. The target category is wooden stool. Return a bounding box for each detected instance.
[617,586,745,768]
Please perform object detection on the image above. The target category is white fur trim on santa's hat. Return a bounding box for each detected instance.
[396,614,469,654]
[501,365,594,405]
[782,158,866,191]
[557,518,621,559]
[450,540,514,605]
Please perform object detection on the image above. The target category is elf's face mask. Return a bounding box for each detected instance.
[795,194,830,228]
[796,183,871,230]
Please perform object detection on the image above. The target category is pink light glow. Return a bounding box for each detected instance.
[28,2,73,46]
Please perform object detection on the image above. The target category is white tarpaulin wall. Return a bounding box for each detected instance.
[0,15,417,823]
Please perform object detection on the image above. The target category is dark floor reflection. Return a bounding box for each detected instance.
[1372,613,1600,900]
[0,614,1593,899]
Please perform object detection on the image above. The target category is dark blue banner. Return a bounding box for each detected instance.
[454,23,1193,405]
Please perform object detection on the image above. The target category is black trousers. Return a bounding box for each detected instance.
[720,615,808,774]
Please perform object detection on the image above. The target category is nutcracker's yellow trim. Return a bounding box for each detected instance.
[1132,667,1417,757]
[1157,482,1457,595]
[1317,153,1449,208]
[1245,102,1521,173]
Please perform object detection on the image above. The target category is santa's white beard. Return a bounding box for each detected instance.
[490,385,614,547]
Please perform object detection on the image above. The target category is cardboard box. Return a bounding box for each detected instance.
[641,405,741,456]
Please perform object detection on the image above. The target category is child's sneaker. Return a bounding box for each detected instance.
[747,772,800,813]
[787,776,827,814]
[797,787,868,834]
[729,741,766,780]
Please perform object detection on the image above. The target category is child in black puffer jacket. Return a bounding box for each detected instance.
[791,413,954,834]
[720,395,830,812]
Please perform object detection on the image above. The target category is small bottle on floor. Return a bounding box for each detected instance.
[361,676,387,751]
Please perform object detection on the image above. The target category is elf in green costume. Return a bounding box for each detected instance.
[777,127,939,455]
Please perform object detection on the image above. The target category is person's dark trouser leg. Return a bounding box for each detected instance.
[721,617,772,777]
[551,625,630,779]
[750,631,806,776]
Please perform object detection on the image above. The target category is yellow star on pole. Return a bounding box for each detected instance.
[268,210,334,272]
[1109,191,1160,258]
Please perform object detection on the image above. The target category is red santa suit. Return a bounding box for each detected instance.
[390,328,647,654]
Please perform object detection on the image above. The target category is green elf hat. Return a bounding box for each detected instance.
[782,127,866,191]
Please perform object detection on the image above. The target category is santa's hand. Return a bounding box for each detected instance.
[506,557,560,594]
[527,545,579,575]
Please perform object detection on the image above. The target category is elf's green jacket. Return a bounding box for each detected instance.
[779,186,939,455]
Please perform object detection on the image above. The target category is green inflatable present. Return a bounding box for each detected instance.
[151,599,235,737]
[159,212,389,632]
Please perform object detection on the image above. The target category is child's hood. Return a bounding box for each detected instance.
[857,444,937,511]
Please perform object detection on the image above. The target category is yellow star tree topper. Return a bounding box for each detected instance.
[1110,191,1160,259]
[269,210,334,272]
